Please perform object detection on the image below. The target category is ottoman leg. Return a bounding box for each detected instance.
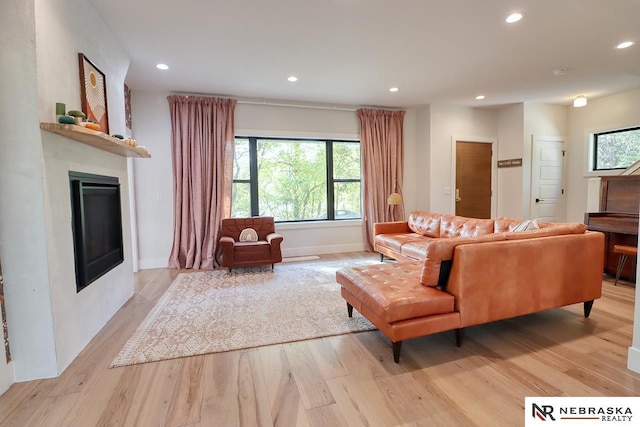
[392,341,402,363]
[347,302,353,317]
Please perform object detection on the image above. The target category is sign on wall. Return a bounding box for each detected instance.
[497,158,523,168]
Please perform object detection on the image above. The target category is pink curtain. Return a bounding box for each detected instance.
[358,108,405,251]
[167,95,236,269]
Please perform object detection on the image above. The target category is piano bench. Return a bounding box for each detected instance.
[614,245,638,286]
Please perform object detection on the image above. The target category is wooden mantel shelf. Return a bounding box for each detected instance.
[40,123,151,158]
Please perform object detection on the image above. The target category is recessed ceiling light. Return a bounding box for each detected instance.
[475,95,485,100]
[389,87,399,92]
[156,63,169,70]
[573,95,587,108]
[505,13,523,23]
[616,41,635,49]
[287,76,298,82]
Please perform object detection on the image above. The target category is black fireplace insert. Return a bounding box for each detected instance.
[69,172,124,292]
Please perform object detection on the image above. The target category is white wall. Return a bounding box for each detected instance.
[412,106,431,211]
[0,0,57,384]
[401,108,418,215]
[428,104,498,214]
[130,92,174,269]
[0,0,132,383]
[630,213,640,374]
[497,104,525,218]
[565,89,640,222]
[560,89,640,373]
[34,0,132,376]
[41,136,134,373]
[34,0,129,132]
[523,103,568,219]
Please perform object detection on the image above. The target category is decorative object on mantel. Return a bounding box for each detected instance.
[55,102,65,121]
[58,115,75,125]
[40,123,151,158]
[85,122,101,131]
[68,109,86,125]
[78,53,109,134]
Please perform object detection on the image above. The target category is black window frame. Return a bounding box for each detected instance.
[232,136,362,222]
[593,126,640,171]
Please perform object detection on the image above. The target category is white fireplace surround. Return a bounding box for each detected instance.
[40,132,135,376]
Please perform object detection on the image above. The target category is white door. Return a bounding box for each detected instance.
[531,137,565,222]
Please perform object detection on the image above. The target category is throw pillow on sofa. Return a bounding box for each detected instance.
[511,219,540,232]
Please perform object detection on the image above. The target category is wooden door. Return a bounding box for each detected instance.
[455,141,492,218]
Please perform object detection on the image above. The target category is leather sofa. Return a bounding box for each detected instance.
[337,212,605,362]
[219,217,283,271]
[374,211,592,287]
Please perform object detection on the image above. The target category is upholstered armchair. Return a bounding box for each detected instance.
[219,217,284,271]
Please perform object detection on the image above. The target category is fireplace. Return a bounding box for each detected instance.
[69,172,124,292]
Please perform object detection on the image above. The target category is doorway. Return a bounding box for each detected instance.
[455,141,493,219]
[530,137,565,222]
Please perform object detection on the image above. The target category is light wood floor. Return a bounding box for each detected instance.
[0,252,639,427]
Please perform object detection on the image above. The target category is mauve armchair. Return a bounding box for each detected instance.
[219,217,284,272]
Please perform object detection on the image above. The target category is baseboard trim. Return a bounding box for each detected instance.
[0,360,14,396]
[138,245,366,270]
[628,346,640,374]
[138,258,168,270]
[281,243,365,258]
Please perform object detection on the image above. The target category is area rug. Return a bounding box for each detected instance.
[111,259,377,367]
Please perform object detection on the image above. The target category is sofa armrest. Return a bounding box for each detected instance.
[219,236,235,250]
[267,233,284,262]
[266,232,284,245]
[374,221,411,236]
[420,234,506,287]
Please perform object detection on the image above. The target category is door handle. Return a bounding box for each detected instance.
[455,189,462,202]
[535,198,545,203]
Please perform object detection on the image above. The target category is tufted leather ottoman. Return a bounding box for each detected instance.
[336,261,461,362]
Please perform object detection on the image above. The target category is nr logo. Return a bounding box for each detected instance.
[532,403,556,421]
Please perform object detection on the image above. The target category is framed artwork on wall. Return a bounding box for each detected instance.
[124,83,132,135]
[78,53,109,134]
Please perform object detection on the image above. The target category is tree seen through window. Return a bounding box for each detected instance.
[232,137,361,222]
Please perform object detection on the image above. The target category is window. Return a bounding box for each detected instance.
[593,127,640,171]
[231,137,361,222]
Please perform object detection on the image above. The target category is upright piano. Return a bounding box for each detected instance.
[584,175,640,281]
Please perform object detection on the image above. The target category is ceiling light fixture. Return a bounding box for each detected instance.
[389,87,399,92]
[475,95,485,100]
[616,41,635,49]
[287,76,298,82]
[505,13,523,23]
[573,95,587,108]
[156,63,169,70]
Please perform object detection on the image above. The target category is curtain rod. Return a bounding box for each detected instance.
[172,91,402,112]
[236,100,357,112]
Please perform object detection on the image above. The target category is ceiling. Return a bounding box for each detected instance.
[89,0,640,108]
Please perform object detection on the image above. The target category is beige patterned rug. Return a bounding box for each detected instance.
[111,258,377,367]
